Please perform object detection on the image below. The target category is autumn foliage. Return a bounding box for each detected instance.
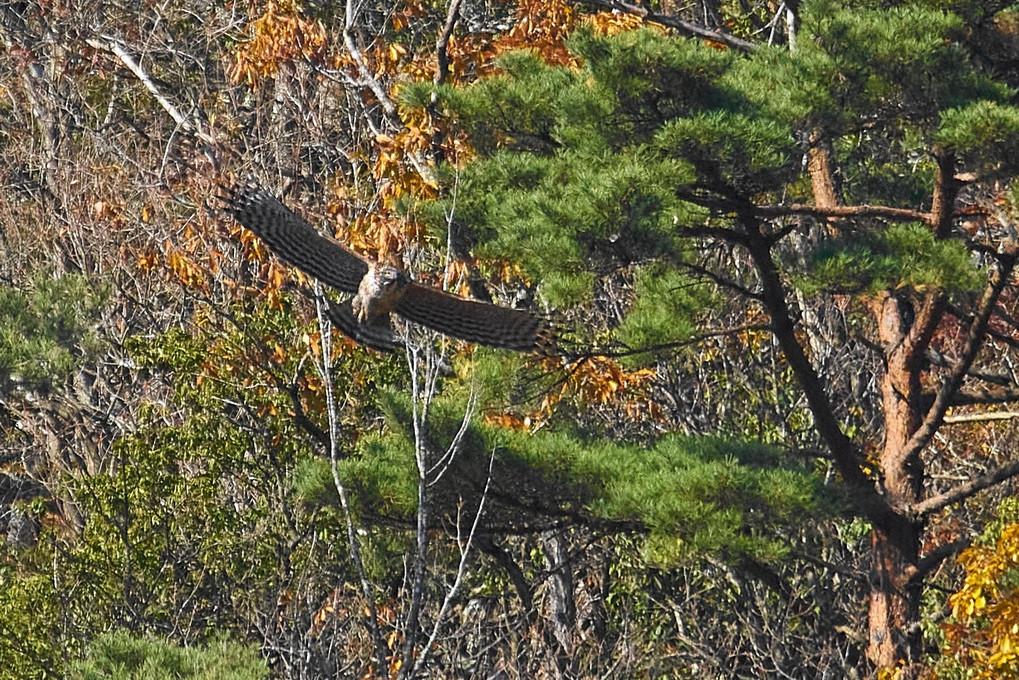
[8,1,1019,679]
[942,516,1019,678]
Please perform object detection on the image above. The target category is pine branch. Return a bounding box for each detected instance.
[680,260,763,300]
[896,151,963,372]
[806,130,841,219]
[930,148,960,238]
[899,245,1019,475]
[910,539,971,582]
[909,460,1019,518]
[676,188,754,217]
[755,203,928,223]
[899,292,946,375]
[583,323,773,359]
[573,0,757,52]
[744,226,893,522]
[945,386,1019,406]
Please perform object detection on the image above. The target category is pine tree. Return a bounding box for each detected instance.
[420,2,1019,673]
[70,631,267,680]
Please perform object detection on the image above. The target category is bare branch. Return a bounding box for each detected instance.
[85,36,216,148]
[785,1,798,51]
[985,324,1019,353]
[909,460,1019,518]
[476,537,533,611]
[342,0,437,186]
[992,305,1019,333]
[411,448,494,677]
[947,386,1019,406]
[573,0,757,52]
[682,224,752,244]
[343,1,398,118]
[428,389,478,485]
[400,339,436,678]
[923,349,1013,387]
[434,0,464,87]
[943,411,1019,424]
[911,539,971,581]
[680,259,763,300]
[313,285,389,678]
[743,227,892,521]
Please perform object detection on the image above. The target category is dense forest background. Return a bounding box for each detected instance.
[5,0,1019,678]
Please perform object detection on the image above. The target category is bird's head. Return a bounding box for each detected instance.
[374,264,410,290]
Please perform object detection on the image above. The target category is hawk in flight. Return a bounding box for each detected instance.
[223,182,553,353]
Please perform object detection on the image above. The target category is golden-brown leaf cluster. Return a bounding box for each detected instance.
[942,523,1019,677]
[487,356,663,431]
[231,0,328,85]
[489,0,646,68]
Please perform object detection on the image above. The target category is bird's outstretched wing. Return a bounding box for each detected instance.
[396,283,554,353]
[222,182,369,294]
[223,181,555,353]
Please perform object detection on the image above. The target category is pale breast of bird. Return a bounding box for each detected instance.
[352,263,411,322]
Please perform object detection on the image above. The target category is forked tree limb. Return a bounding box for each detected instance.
[895,150,964,377]
[342,0,437,186]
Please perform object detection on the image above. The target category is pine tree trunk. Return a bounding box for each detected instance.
[867,293,925,671]
[867,520,922,669]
